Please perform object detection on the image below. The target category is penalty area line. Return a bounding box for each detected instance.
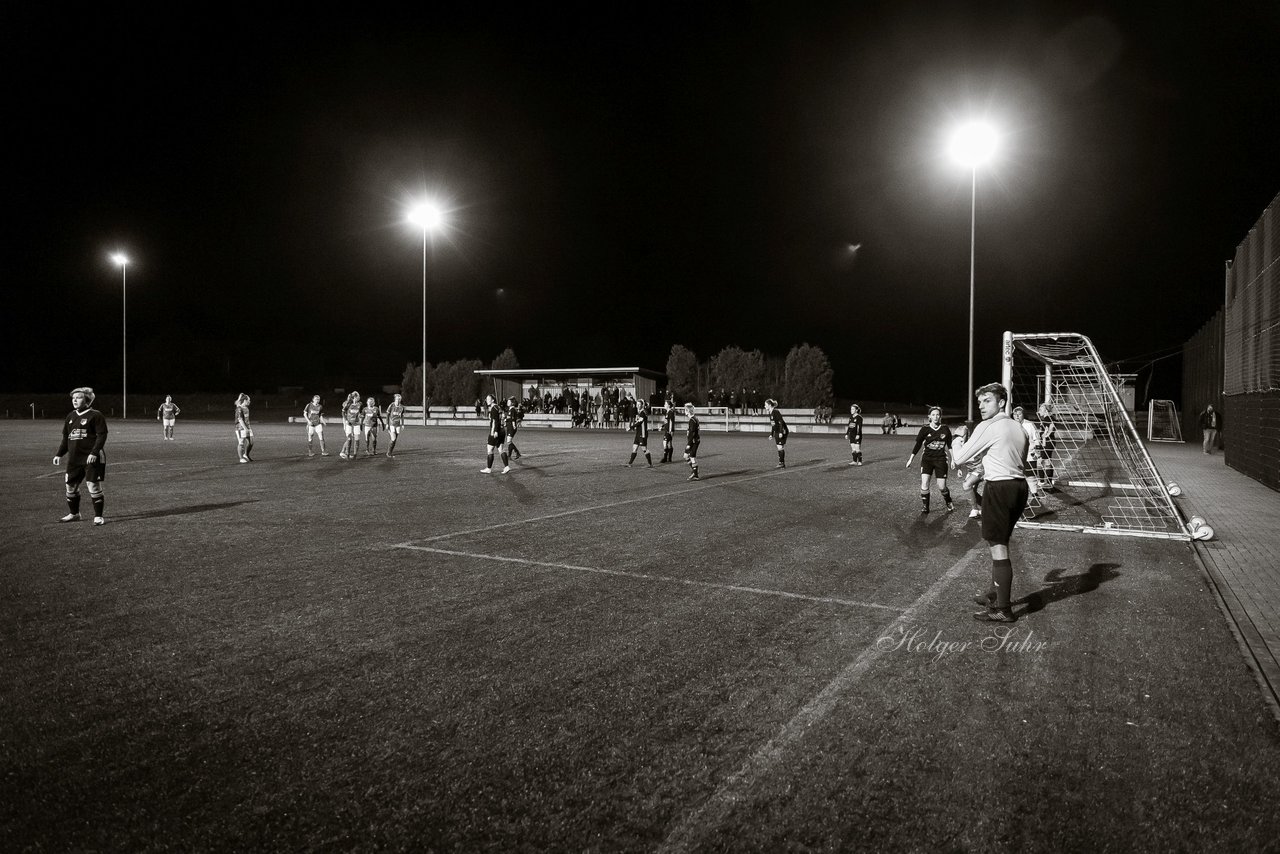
[391,544,901,613]
[657,546,985,853]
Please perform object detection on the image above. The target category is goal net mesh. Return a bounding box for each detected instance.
[1147,400,1184,442]
[1002,333,1188,539]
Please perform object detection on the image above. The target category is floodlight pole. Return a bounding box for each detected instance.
[421,229,428,426]
[119,260,129,420]
[967,167,977,425]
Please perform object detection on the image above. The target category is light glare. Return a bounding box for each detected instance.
[948,122,999,168]
[408,202,445,231]
[111,252,129,266]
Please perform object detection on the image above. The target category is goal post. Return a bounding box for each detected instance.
[1147,399,1184,442]
[1000,332,1190,540]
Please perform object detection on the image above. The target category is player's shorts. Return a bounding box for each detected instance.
[685,441,700,458]
[162,418,176,427]
[488,430,507,447]
[773,432,788,446]
[634,434,648,447]
[343,423,360,437]
[919,457,948,479]
[66,462,106,487]
[307,423,324,437]
[980,478,1029,546]
[388,423,402,434]
[236,427,254,440]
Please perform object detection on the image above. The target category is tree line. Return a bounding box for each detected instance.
[397,343,834,407]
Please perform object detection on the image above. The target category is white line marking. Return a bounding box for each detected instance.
[392,544,901,612]
[407,464,807,544]
[657,547,984,853]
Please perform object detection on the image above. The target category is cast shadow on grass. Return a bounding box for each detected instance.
[1015,562,1121,615]
[111,500,260,521]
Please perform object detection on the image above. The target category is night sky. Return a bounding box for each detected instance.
[5,2,1278,407]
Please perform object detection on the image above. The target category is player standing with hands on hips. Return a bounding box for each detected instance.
[54,387,109,525]
[156,395,181,440]
[951,382,1030,624]
[764,398,789,468]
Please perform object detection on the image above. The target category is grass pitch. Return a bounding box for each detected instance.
[2,419,1279,851]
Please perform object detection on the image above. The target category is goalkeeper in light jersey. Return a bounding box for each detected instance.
[339,391,362,459]
[846,404,864,466]
[385,394,406,458]
[156,396,181,440]
[360,397,384,456]
[302,395,329,457]
[764,398,789,468]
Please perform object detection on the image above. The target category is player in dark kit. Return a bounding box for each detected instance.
[625,403,653,467]
[683,403,701,480]
[54,387,109,525]
[764,398,789,467]
[481,394,509,474]
[660,403,676,462]
[846,404,864,466]
[905,406,954,512]
[504,398,523,461]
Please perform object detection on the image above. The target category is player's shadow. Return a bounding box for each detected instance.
[112,500,259,521]
[1015,563,1121,614]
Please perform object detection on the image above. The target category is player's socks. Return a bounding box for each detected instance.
[387,439,397,456]
[920,492,930,512]
[779,449,786,466]
[245,440,254,461]
[941,487,953,511]
[501,452,509,467]
[91,493,104,518]
[628,452,637,465]
[67,493,81,515]
[992,559,1013,609]
[487,453,495,469]
[645,452,652,466]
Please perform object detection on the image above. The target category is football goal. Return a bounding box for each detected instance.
[1147,399,1184,442]
[1001,332,1190,540]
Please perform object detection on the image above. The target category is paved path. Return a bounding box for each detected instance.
[1148,441,1280,718]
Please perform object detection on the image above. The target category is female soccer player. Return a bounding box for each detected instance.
[54,387,108,525]
[234,393,254,463]
[905,406,953,512]
[385,394,406,458]
[302,395,329,457]
[361,396,384,456]
[846,404,864,466]
[481,394,509,474]
[764,399,789,468]
[156,395,181,440]
[339,392,362,459]
[684,403,701,481]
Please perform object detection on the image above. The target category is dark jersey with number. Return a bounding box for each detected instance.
[770,410,789,443]
[57,407,108,465]
[686,415,700,450]
[662,409,675,437]
[846,415,863,443]
[633,412,649,443]
[911,424,953,461]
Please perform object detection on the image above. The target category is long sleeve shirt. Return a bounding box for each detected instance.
[951,412,1028,482]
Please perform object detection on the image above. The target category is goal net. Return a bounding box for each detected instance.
[1146,399,1184,443]
[1001,332,1189,540]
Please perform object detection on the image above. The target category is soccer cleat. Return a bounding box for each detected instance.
[339,452,348,459]
[946,503,956,513]
[239,457,248,463]
[480,467,491,474]
[973,608,1016,624]
[973,592,997,607]
[968,508,981,518]
[93,517,105,526]
[688,472,699,481]
[776,462,786,468]
[321,451,330,456]
[59,513,81,523]
[307,452,315,457]
[624,463,632,467]
[502,466,510,474]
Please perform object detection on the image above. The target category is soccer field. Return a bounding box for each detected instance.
[3,420,1279,851]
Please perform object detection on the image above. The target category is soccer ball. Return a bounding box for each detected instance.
[1166,482,1182,497]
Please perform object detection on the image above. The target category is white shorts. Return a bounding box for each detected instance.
[307,423,324,437]
[343,423,361,437]
[162,418,175,427]
[388,424,402,436]
[236,427,253,440]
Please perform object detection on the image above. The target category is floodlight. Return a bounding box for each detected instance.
[948,122,999,168]
[408,202,445,232]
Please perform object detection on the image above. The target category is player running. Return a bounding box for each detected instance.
[625,402,653,467]
[905,406,954,512]
[481,394,509,474]
[846,404,864,465]
[302,395,329,457]
[660,403,677,463]
[764,398,789,468]
[361,396,384,456]
[339,391,362,459]
[684,403,701,481]
[54,387,109,525]
[156,395,181,440]
[385,394,406,458]
[234,393,254,463]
